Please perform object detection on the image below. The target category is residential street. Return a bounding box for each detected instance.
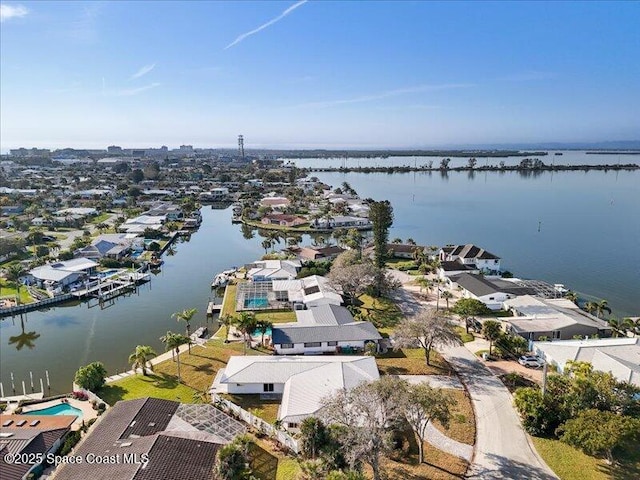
[390,273,558,479]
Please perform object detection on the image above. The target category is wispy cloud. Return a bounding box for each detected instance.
[130,63,156,80]
[68,2,103,41]
[0,4,29,22]
[292,83,474,108]
[498,71,557,82]
[111,82,161,97]
[224,0,307,50]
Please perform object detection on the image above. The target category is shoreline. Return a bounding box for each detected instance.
[306,163,639,174]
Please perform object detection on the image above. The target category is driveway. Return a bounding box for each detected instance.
[440,345,557,479]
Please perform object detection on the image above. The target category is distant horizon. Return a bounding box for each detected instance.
[2,140,640,155]
[2,2,639,150]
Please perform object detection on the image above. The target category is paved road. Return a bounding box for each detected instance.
[391,278,557,479]
[440,345,558,480]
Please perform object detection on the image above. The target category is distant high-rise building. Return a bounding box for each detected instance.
[179,145,194,153]
[107,145,123,154]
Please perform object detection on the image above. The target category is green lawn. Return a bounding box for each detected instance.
[532,436,640,480]
[432,389,475,445]
[221,394,281,423]
[357,293,403,329]
[255,310,297,323]
[98,373,197,405]
[376,348,453,376]
[99,337,265,404]
[455,326,475,343]
[275,458,301,480]
[89,213,111,224]
[0,280,34,304]
[221,284,238,318]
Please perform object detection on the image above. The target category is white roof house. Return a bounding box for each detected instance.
[503,295,612,340]
[533,338,640,386]
[212,356,379,427]
[272,275,343,307]
[28,258,98,288]
[246,259,301,281]
[54,207,98,217]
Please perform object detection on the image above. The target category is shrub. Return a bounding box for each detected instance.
[58,430,82,457]
[74,362,107,391]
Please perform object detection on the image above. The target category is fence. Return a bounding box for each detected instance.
[212,394,300,454]
[73,384,110,410]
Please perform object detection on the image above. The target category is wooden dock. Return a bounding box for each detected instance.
[207,302,223,316]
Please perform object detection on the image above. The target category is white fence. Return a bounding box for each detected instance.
[212,394,300,454]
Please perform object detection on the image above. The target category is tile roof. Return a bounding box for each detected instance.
[451,273,535,297]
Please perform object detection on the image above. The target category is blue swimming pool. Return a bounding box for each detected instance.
[25,403,83,418]
[252,327,272,337]
[244,298,269,309]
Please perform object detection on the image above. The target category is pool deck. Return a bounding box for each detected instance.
[21,398,98,430]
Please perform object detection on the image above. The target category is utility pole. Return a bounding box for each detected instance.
[541,360,548,396]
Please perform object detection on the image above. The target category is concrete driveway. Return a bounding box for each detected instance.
[440,345,558,479]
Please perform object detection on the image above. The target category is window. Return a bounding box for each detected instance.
[263,383,274,392]
[288,423,299,429]
[327,341,338,346]
[304,342,321,347]
[280,343,294,349]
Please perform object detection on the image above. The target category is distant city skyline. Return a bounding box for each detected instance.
[1,1,639,150]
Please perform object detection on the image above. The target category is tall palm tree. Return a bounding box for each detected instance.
[415,277,432,294]
[6,264,26,304]
[160,331,190,382]
[608,318,626,338]
[219,315,235,343]
[255,320,273,347]
[236,312,258,354]
[442,291,453,309]
[596,300,611,319]
[173,308,198,353]
[128,345,157,376]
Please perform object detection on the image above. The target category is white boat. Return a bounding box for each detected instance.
[554,283,569,294]
[211,268,237,288]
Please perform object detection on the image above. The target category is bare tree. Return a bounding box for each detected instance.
[321,377,407,480]
[402,383,455,464]
[393,309,462,365]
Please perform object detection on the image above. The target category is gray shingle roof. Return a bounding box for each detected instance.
[273,322,381,344]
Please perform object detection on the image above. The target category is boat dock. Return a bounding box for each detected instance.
[207,302,223,316]
[71,271,151,300]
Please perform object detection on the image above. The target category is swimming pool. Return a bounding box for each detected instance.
[244,298,269,309]
[25,403,83,418]
[96,269,119,278]
[252,327,272,337]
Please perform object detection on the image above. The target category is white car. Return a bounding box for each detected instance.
[518,356,544,368]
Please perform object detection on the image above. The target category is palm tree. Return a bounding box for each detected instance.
[564,291,579,305]
[173,308,198,353]
[596,300,611,319]
[128,345,157,376]
[219,315,235,343]
[6,264,26,304]
[261,239,272,254]
[608,318,626,338]
[160,331,190,382]
[255,320,273,347]
[236,312,257,354]
[442,291,453,309]
[415,277,432,295]
[583,301,598,316]
[192,390,209,404]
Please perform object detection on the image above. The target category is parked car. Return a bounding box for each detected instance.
[518,356,544,368]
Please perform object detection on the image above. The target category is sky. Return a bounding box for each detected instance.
[1,1,639,150]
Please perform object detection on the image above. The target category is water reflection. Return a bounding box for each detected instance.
[8,316,40,350]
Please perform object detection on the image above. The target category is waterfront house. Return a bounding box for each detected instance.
[532,338,640,386]
[272,275,343,309]
[261,214,307,227]
[246,259,301,281]
[260,196,290,209]
[0,414,75,480]
[120,215,166,233]
[503,295,612,340]
[27,258,98,293]
[75,234,142,261]
[450,273,536,310]
[386,243,426,259]
[212,356,379,430]
[439,244,501,274]
[144,201,183,220]
[272,304,382,355]
[311,215,371,229]
[53,398,245,480]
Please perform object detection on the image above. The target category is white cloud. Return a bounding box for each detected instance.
[293,83,474,108]
[112,82,161,97]
[130,63,156,80]
[225,0,307,49]
[0,4,29,22]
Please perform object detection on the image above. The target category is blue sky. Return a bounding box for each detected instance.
[1,1,639,150]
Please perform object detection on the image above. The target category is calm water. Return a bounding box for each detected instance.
[1,163,639,393]
[288,150,640,169]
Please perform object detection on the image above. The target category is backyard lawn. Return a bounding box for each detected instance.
[357,293,403,329]
[89,212,112,224]
[221,394,281,424]
[0,279,34,304]
[376,348,453,376]
[99,337,265,404]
